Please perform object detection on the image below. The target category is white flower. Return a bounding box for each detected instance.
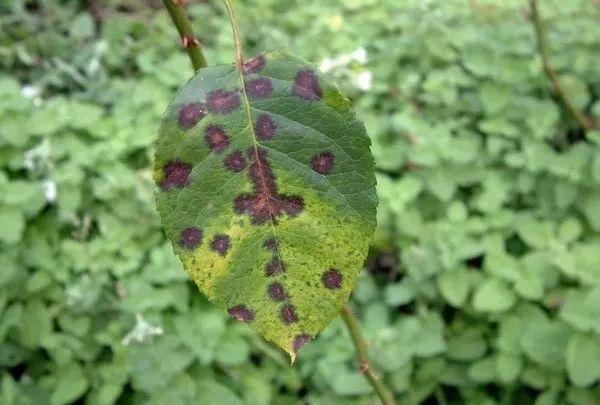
[24,139,51,171]
[42,179,57,203]
[318,47,369,73]
[352,71,373,91]
[21,85,39,99]
[122,314,163,346]
[22,85,42,106]
[352,47,368,64]
[319,57,336,73]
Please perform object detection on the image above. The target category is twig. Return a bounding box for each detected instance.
[340,305,398,405]
[161,0,207,71]
[221,0,245,72]
[529,0,593,130]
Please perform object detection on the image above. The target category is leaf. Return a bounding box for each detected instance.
[479,81,510,114]
[472,278,516,313]
[566,333,600,387]
[196,380,244,405]
[496,352,522,384]
[50,363,89,405]
[154,50,377,358]
[520,319,570,372]
[0,207,24,244]
[437,268,470,307]
[446,329,486,361]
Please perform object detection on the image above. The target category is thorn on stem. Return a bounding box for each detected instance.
[359,360,370,373]
[182,34,200,48]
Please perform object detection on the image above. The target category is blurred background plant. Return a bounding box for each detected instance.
[1,0,600,404]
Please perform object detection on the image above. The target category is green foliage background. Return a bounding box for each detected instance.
[1,0,600,404]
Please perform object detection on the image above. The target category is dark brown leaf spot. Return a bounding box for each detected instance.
[263,237,278,252]
[225,151,247,172]
[205,125,229,152]
[311,152,334,174]
[228,305,254,322]
[265,257,285,276]
[322,269,342,289]
[246,78,273,98]
[207,90,240,114]
[292,70,322,101]
[178,102,206,129]
[280,305,298,324]
[242,54,266,74]
[255,114,277,140]
[161,161,192,190]
[210,234,230,256]
[234,148,304,225]
[293,334,311,352]
[178,227,202,249]
[268,282,286,301]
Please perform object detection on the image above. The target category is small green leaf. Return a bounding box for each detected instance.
[437,268,470,307]
[50,364,89,405]
[0,207,24,244]
[479,81,510,114]
[154,50,377,358]
[496,352,522,384]
[196,380,244,405]
[520,320,570,372]
[69,12,95,40]
[472,278,516,313]
[566,333,600,387]
[446,329,486,361]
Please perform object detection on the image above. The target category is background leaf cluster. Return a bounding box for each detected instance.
[1,0,600,404]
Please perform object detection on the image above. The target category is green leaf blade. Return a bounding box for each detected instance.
[154,50,377,358]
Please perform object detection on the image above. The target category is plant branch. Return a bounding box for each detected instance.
[161,0,207,71]
[529,0,593,130]
[340,305,398,405]
[221,0,245,71]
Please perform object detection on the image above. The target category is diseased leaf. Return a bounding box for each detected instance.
[154,50,377,358]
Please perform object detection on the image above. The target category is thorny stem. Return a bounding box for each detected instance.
[529,0,594,131]
[161,0,207,71]
[221,0,245,71]
[340,305,398,405]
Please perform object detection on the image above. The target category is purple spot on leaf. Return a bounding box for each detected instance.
[234,148,304,225]
[205,125,229,152]
[178,102,206,129]
[255,114,277,140]
[292,70,322,101]
[161,161,192,191]
[281,305,298,324]
[225,151,247,172]
[268,282,286,301]
[322,269,342,289]
[293,334,311,353]
[242,54,266,74]
[207,90,240,114]
[210,234,230,256]
[179,227,202,249]
[265,257,285,276]
[228,305,254,322]
[263,237,278,252]
[246,78,273,98]
[311,152,334,174]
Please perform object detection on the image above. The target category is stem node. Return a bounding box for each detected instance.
[162,0,207,71]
